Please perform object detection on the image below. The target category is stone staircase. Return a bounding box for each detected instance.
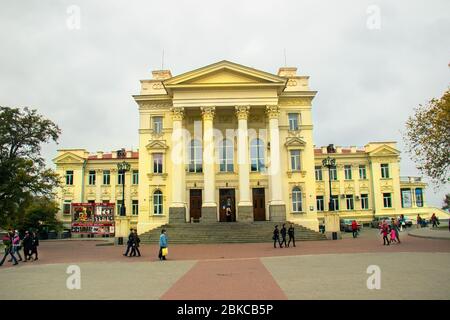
[139,221,327,244]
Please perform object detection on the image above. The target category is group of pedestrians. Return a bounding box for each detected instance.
[379,218,401,245]
[272,224,296,248]
[0,229,39,267]
[123,228,141,257]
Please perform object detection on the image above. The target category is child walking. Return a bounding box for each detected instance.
[390,227,397,243]
[381,224,390,246]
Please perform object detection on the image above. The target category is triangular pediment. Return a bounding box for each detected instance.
[164,60,286,89]
[369,145,400,156]
[285,137,307,148]
[53,152,85,164]
[146,140,168,150]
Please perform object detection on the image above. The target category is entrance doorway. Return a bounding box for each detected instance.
[189,189,202,223]
[252,188,266,221]
[219,189,236,222]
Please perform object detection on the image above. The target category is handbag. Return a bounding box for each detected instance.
[162,248,168,256]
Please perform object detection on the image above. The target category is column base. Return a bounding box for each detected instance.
[237,205,253,222]
[269,204,286,222]
[201,206,217,223]
[169,207,186,223]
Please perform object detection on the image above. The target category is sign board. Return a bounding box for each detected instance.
[71,203,115,235]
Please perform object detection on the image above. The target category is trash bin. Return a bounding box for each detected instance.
[118,237,123,245]
[332,232,338,240]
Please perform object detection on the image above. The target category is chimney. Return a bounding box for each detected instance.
[126,151,132,158]
[152,70,172,80]
[336,146,342,154]
[112,151,117,159]
[277,67,297,77]
[321,146,327,154]
[350,146,357,153]
[97,151,103,159]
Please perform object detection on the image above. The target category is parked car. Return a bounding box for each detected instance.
[340,219,361,232]
[370,217,390,229]
[401,217,413,228]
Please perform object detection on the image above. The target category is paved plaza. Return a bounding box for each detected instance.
[1,229,449,300]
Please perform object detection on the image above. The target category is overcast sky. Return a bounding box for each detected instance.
[0,0,448,207]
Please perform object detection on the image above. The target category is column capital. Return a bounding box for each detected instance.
[201,106,216,121]
[170,107,185,121]
[266,105,280,119]
[235,105,250,120]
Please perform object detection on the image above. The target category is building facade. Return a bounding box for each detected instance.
[53,61,444,237]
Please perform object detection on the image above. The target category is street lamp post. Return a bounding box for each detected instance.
[322,144,336,212]
[117,160,131,216]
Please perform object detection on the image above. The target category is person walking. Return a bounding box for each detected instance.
[30,232,39,261]
[287,224,296,247]
[22,231,32,261]
[11,230,23,262]
[131,229,141,257]
[280,224,287,248]
[431,213,437,228]
[158,229,168,261]
[351,220,358,238]
[381,224,390,246]
[123,229,135,257]
[272,225,282,248]
[0,230,18,266]
[393,219,401,244]
[416,214,422,228]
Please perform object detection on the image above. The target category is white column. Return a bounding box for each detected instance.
[201,106,216,207]
[235,106,252,206]
[170,107,185,207]
[266,105,284,205]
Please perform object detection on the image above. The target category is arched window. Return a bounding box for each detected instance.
[189,139,202,172]
[292,187,302,212]
[219,139,234,172]
[153,190,163,215]
[250,138,265,172]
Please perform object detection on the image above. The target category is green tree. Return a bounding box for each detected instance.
[443,194,450,211]
[17,197,63,233]
[0,106,61,228]
[404,89,450,186]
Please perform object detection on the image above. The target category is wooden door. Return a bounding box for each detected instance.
[219,189,236,222]
[189,189,202,222]
[253,188,266,221]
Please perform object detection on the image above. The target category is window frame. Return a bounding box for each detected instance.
[360,194,369,210]
[153,153,163,174]
[316,196,324,211]
[345,195,354,210]
[315,166,323,181]
[88,170,96,185]
[344,165,352,180]
[152,116,163,134]
[288,113,299,131]
[290,150,301,171]
[381,163,390,179]
[189,139,203,173]
[66,170,74,185]
[292,187,303,212]
[103,170,110,185]
[132,170,139,185]
[359,165,367,180]
[132,200,139,216]
[219,139,234,172]
[250,138,265,172]
[153,190,163,215]
[383,193,392,208]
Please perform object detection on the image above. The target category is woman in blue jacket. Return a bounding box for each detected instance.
[158,229,168,261]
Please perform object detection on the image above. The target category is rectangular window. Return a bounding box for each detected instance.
[288,113,299,131]
[290,150,301,171]
[117,200,123,215]
[315,166,323,181]
[331,195,339,211]
[132,200,139,216]
[153,116,163,134]
[103,170,110,185]
[415,188,423,207]
[381,164,390,179]
[359,165,367,179]
[330,166,338,181]
[63,200,71,215]
[346,195,354,210]
[344,165,352,180]
[401,189,412,208]
[65,170,74,185]
[383,193,392,208]
[316,196,324,211]
[88,170,96,185]
[361,194,369,210]
[132,170,139,185]
[118,172,124,185]
[153,153,163,174]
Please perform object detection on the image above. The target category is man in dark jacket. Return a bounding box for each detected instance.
[273,225,282,248]
[130,229,141,257]
[287,224,296,247]
[30,232,39,261]
[123,229,135,257]
[22,231,32,261]
[280,224,287,248]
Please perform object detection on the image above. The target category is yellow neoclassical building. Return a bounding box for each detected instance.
[53,60,446,237]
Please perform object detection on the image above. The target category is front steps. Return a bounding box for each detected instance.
[139,221,327,244]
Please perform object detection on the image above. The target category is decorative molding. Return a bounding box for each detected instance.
[140,103,172,110]
[235,105,250,120]
[201,106,215,121]
[266,105,280,119]
[285,137,307,148]
[170,107,185,121]
[146,140,168,151]
[279,98,312,106]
